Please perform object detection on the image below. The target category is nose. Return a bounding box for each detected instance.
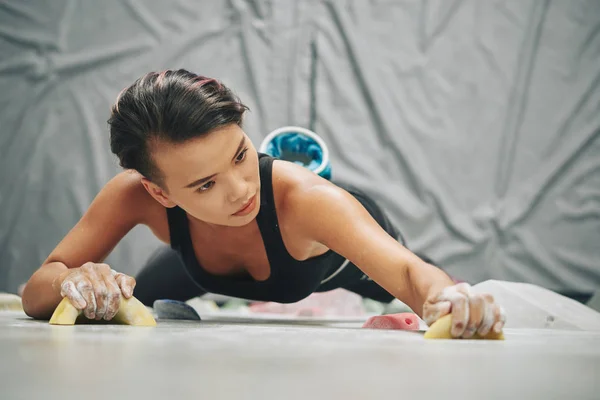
[226,172,249,204]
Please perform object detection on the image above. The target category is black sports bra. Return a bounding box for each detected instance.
[167,153,346,303]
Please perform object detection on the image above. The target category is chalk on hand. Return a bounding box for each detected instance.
[362,312,420,330]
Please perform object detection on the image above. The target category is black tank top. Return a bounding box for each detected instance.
[166,153,346,303]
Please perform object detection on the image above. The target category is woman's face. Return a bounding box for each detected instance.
[147,124,261,227]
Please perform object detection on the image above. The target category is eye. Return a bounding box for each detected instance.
[235,148,248,164]
[196,181,214,192]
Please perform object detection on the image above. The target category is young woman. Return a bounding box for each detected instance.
[22,69,505,338]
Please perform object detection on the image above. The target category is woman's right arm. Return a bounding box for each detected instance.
[21,170,167,320]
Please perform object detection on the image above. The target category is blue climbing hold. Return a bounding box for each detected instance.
[259,126,332,180]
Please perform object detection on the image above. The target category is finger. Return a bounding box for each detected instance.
[477,297,496,336]
[76,279,96,319]
[93,277,109,321]
[94,265,115,320]
[60,280,86,309]
[437,286,470,337]
[103,274,122,321]
[463,294,484,338]
[431,282,471,302]
[493,306,506,333]
[453,282,472,296]
[115,273,136,298]
[79,262,101,319]
[482,293,495,303]
[450,294,469,338]
[423,301,451,326]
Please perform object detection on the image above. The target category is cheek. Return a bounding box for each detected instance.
[199,195,227,215]
[245,157,260,182]
[176,192,223,219]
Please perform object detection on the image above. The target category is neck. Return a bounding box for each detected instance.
[189,214,258,238]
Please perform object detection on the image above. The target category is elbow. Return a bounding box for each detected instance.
[21,279,52,320]
[22,297,51,321]
[20,262,68,320]
[21,283,39,319]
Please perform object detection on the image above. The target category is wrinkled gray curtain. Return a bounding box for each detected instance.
[1,0,599,296]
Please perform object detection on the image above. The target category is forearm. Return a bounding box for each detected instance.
[22,262,71,320]
[401,257,455,317]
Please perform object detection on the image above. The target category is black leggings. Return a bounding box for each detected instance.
[133,182,433,306]
[133,245,207,306]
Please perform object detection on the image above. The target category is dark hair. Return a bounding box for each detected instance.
[108,69,248,187]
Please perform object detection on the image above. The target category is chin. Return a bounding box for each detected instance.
[228,210,259,227]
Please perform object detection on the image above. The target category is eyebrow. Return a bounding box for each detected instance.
[184,136,247,189]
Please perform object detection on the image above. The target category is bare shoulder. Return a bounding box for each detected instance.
[271,159,326,204]
[271,159,387,243]
[104,170,170,243]
[271,160,348,208]
[270,160,347,243]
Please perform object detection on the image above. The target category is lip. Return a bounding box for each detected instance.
[233,194,257,216]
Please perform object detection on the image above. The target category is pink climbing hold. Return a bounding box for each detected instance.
[362,312,420,330]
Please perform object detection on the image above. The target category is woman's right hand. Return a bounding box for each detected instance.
[52,262,136,321]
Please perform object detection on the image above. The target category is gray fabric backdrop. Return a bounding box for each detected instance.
[1,0,599,296]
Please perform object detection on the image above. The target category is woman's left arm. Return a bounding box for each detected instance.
[289,181,505,338]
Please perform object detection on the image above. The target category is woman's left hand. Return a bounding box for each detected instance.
[422,282,506,338]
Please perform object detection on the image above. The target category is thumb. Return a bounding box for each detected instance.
[111,270,136,298]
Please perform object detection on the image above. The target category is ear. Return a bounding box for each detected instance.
[140,178,177,208]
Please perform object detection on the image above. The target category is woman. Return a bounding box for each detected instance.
[22,69,505,338]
